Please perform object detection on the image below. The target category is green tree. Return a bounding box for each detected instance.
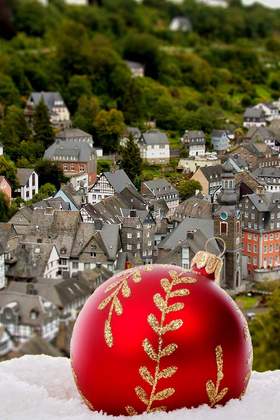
[35,159,68,190]
[33,100,54,149]
[0,156,18,189]
[0,191,10,222]
[30,183,56,203]
[177,179,202,201]
[250,285,280,372]
[94,109,125,152]
[119,135,142,185]
[73,95,100,134]
[66,75,92,113]
[0,74,20,107]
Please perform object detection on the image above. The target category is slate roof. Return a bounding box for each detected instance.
[12,335,63,357]
[123,126,141,139]
[102,170,135,193]
[142,179,178,198]
[158,218,214,250]
[44,140,94,162]
[56,128,92,140]
[235,171,265,192]
[141,130,169,145]
[199,164,224,181]
[246,126,275,141]
[252,167,280,182]
[32,197,71,211]
[245,192,280,212]
[29,92,66,111]
[172,195,213,221]
[16,168,34,187]
[244,107,265,119]
[0,223,17,250]
[211,130,228,138]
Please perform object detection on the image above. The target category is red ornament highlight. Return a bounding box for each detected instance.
[71,258,252,416]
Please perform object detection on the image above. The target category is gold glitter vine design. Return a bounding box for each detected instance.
[206,345,228,407]
[126,271,197,415]
[98,267,153,348]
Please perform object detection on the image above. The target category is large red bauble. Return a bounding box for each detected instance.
[71,262,252,416]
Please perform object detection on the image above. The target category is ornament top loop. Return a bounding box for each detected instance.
[205,237,226,258]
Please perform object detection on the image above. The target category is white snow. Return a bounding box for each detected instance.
[0,356,279,420]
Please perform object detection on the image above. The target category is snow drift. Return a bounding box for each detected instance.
[0,355,279,420]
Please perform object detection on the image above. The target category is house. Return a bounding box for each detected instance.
[16,168,39,201]
[24,91,70,128]
[0,223,19,265]
[243,107,266,128]
[169,17,192,32]
[245,126,280,152]
[141,179,179,215]
[55,128,94,148]
[181,130,206,157]
[125,61,145,77]
[0,292,59,344]
[6,242,60,281]
[228,143,280,170]
[211,130,230,153]
[88,170,135,204]
[252,168,280,192]
[120,127,141,147]
[225,156,249,173]
[0,176,11,204]
[0,244,5,290]
[44,139,97,185]
[171,194,213,224]
[138,130,170,164]
[54,184,83,210]
[254,103,280,122]
[69,173,89,193]
[120,209,156,263]
[0,323,13,356]
[178,153,221,173]
[191,164,224,196]
[235,171,265,198]
[239,191,280,277]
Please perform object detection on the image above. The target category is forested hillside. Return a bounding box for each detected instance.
[0,0,280,159]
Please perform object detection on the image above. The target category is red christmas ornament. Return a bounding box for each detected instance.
[71,251,253,416]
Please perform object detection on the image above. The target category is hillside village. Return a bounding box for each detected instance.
[0,0,280,370]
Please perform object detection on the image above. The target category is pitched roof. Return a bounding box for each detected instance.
[29,92,66,110]
[44,140,94,162]
[141,130,169,145]
[244,107,265,119]
[103,170,135,193]
[158,218,214,250]
[142,179,178,198]
[199,164,224,181]
[246,126,275,140]
[12,335,62,357]
[252,167,280,180]
[172,195,213,221]
[211,130,228,138]
[245,191,280,212]
[55,128,92,140]
[16,168,34,186]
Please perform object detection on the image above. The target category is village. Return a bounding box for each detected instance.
[0,87,280,360]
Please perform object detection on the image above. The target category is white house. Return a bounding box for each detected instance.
[0,245,5,290]
[88,170,135,204]
[16,168,39,201]
[178,153,221,173]
[254,103,280,122]
[125,61,145,78]
[243,108,266,128]
[138,130,170,164]
[25,92,70,129]
[182,130,206,157]
[141,179,179,216]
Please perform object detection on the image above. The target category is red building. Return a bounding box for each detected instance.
[240,190,280,272]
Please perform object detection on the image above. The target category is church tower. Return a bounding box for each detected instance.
[213,162,242,290]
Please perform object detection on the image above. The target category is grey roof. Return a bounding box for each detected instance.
[245,191,280,212]
[13,335,62,357]
[103,170,135,193]
[44,140,94,162]
[246,126,275,140]
[99,224,120,260]
[56,128,92,140]
[142,179,178,198]
[227,156,248,171]
[172,196,213,221]
[252,167,280,181]
[158,218,214,250]
[29,92,66,111]
[32,197,71,211]
[186,130,205,139]
[16,168,34,187]
[199,164,224,181]
[0,223,18,251]
[244,107,265,119]
[124,126,141,139]
[141,130,169,145]
[211,130,228,138]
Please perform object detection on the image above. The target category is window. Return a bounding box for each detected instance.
[236,221,240,233]
[137,244,141,249]
[248,244,251,252]
[127,233,132,239]
[220,222,228,235]
[72,261,79,269]
[254,245,257,253]
[137,232,141,238]
[127,244,132,251]
[248,232,252,239]
[26,191,29,198]
[32,172,36,186]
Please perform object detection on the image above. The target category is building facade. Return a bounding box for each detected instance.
[138,130,170,164]
[16,169,39,201]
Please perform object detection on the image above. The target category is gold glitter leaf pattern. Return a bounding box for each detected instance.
[125,406,138,416]
[135,386,149,405]
[139,366,154,386]
[160,343,178,358]
[206,345,228,407]
[98,270,142,347]
[130,270,193,414]
[149,406,167,413]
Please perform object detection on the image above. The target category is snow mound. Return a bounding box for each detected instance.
[0,355,279,420]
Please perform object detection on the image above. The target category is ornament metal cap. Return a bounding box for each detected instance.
[191,237,225,283]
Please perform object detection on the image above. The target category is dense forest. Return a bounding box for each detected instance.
[0,0,280,162]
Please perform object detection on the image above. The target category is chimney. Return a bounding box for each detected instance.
[186,231,194,240]
[130,209,137,217]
